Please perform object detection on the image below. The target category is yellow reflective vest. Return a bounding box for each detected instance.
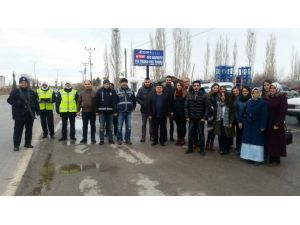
[37,88,54,110]
[59,89,77,113]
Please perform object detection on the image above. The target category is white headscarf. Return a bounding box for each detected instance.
[271,82,283,92]
[64,81,72,89]
[41,81,49,90]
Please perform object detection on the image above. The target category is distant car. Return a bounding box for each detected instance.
[201,82,234,94]
[282,85,298,99]
[287,97,300,124]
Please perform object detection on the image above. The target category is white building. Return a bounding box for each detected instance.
[0,76,5,88]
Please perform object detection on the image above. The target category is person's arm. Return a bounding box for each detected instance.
[33,91,40,116]
[136,88,144,105]
[203,95,211,120]
[260,100,268,131]
[131,91,136,110]
[7,89,22,107]
[56,92,61,114]
[51,92,57,103]
[113,90,118,115]
[185,94,189,121]
[77,92,82,113]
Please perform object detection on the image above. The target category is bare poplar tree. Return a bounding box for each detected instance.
[173,28,192,79]
[290,47,296,80]
[214,35,224,67]
[264,33,277,80]
[203,40,210,80]
[149,28,166,80]
[110,28,122,86]
[223,35,230,65]
[232,41,238,74]
[103,45,110,80]
[130,41,135,78]
[245,29,256,74]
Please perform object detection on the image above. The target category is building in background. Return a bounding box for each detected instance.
[0,76,5,88]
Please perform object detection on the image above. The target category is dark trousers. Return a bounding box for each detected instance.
[218,123,230,153]
[40,110,54,136]
[188,119,205,152]
[61,115,76,138]
[175,117,186,138]
[141,113,153,139]
[152,117,167,144]
[235,124,243,151]
[206,130,215,144]
[82,112,96,140]
[13,120,34,147]
[168,116,174,140]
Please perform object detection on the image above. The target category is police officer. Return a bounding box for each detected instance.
[56,81,79,141]
[7,76,40,151]
[36,81,56,139]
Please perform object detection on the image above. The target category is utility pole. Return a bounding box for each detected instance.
[85,47,95,81]
[79,71,84,82]
[124,48,127,78]
[82,62,89,80]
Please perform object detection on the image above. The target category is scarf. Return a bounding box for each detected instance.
[217,101,229,127]
[175,89,183,97]
[239,94,251,102]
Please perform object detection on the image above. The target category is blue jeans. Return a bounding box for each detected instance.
[117,112,132,142]
[99,113,113,142]
[188,119,205,152]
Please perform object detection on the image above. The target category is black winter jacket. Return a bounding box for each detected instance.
[148,93,172,118]
[136,85,153,113]
[7,87,40,120]
[96,87,117,114]
[185,90,210,120]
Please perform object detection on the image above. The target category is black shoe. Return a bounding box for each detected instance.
[24,144,34,148]
[169,137,175,142]
[151,142,158,146]
[50,135,55,139]
[99,141,104,145]
[59,137,67,141]
[253,162,262,166]
[109,140,115,144]
[185,150,193,154]
[80,139,87,143]
[200,151,206,156]
[91,139,96,144]
[160,142,165,146]
[117,141,122,145]
[125,141,132,145]
[42,134,48,139]
[219,151,225,155]
[13,147,19,151]
[70,137,77,141]
[140,138,145,142]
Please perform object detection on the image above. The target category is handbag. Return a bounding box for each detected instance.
[285,124,293,145]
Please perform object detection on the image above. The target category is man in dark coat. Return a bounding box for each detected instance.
[136,78,153,142]
[148,83,173,146]
[185,80,210,156]
[96,79,117,145]
[7,76,40,151]
[163,75,175,142]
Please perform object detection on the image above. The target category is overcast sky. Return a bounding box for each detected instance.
[1,28,300,85]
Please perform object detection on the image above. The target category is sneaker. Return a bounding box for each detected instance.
[125,141,132,145]
[70,137,77,141]
[80,139,87,143]
[91,139,96,144]
[59,137,67,141]
[99,142,104,145]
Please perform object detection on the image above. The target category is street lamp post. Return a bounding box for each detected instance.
[85,47,95,81]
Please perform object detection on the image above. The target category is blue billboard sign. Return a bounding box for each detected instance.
[133,49,164,66]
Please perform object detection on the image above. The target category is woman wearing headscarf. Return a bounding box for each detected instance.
[205,83,219,150]
[261,79,272,99]
[265,83,288,166]
[234,86,251,155]
[240,88,268,165]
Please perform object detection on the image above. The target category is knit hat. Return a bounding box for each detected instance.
[19,76,29,83]
[120,78,128,83]
[103,79,110,85]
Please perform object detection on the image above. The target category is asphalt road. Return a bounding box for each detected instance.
[15,107,300,196]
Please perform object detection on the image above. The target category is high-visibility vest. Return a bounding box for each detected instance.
[37,88,54,110]
[59,89,77,113]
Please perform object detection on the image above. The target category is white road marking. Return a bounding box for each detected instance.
[122,145,154,164]
[74,145,90,154]
[179,192,207,196]
[135,173,164,196]
[116,149,140,164]
[79,176,101,196]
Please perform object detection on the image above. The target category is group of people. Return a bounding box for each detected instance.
[7,75,288,166]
